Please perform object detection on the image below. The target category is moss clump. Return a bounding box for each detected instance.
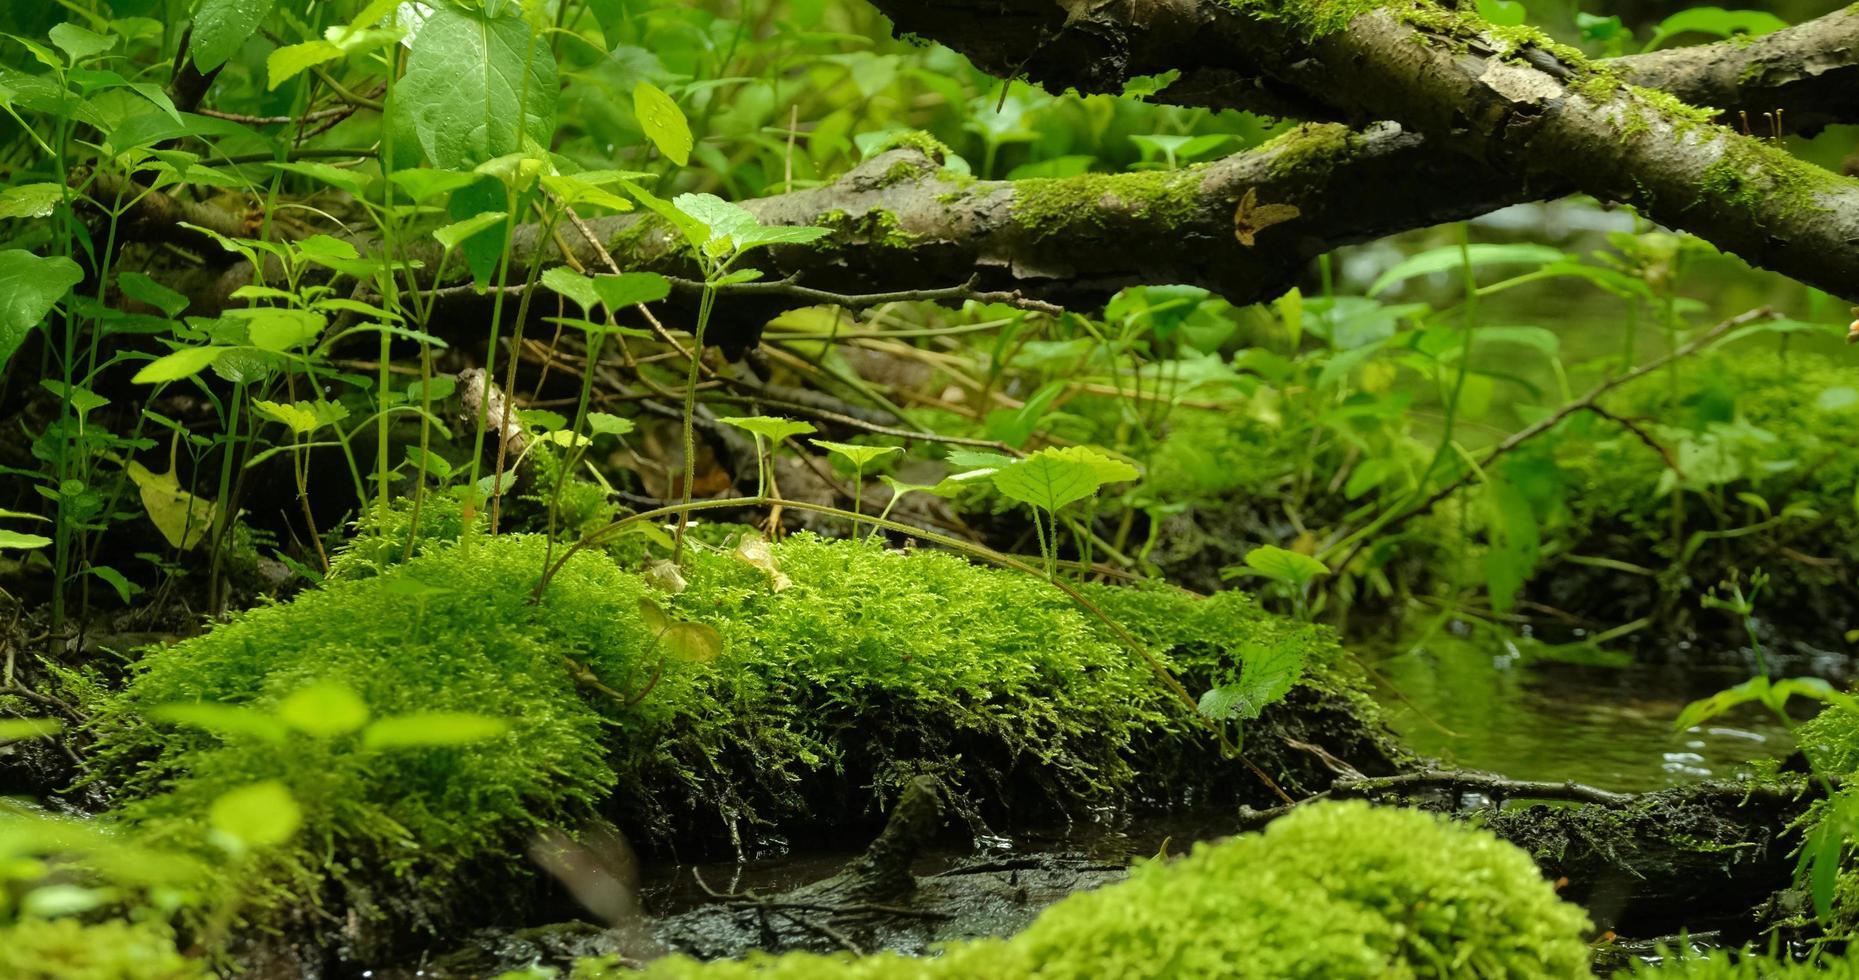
[1262,122,1359,186]
[88,533,1374,938]
[1012,168,1204,240]
[91,537,656,933]
[1226,0,1398,42]
[0,917,207,980]
[871,130,949,164]
[814,208,919,250]
[598,800,1591,978]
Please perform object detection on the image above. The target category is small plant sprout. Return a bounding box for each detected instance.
[810,440,902,534]
[988,446,1139,579]
[721,417,818,499]
[1225,545,1330,621]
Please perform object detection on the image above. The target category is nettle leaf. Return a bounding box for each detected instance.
[719,415,816,444]
[991,446,1138,514]
[633,80,691,166]
[0,250,84,370]
[592,271,671,311]
[1197,643,1305,722]
[363,711,509,748]
[209,780,301,848]
[393,2,557,170]
[811,439,901,470]
[1240,545,1330,587]
[191,0,277,72]
[672,192,757,250]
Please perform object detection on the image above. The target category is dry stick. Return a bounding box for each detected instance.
[535,496,1295,805]
[1331,306,1775,571]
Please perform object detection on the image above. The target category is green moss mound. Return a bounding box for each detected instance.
[86,533,1379,937]
[597,800,1591,979]
[0,917,206,980]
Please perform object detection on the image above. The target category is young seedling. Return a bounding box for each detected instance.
[810,439,901,535]
[987,446,1138,579]
[721,416,818,499]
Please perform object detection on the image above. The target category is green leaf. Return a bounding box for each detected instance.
[810,439,901,470]
[586,412,634,437]
[266,39,340,90]
[0,718,61,741]
[229,308,326,352]
[132,345,227,384]
[1367,243,1566,297]
[1475,0,1526,27]
[735,224,831,251]
[620,180,712,254]
[0,250,84,370]
[0,182,62,219]
[0,530,52,549]
[388,168,481,202]
[638,598,723,662]
[1674,675,1770,731]
[991,446,1136,514]
[592,271,671,310]
[393,3,558,170]
[673,192,756,251]
[1197,643,1305,721]
[633,80,691,166]
[147,702,289,742]
[1240,545,1330,587]
[540,267,600,314]
[117,271,188,317]
[49,22,116,64]
[125,458,216,550]
[719,415,816,443]
[209,780,301,848]
[363,712,509,748]
[86,565,140,603]
[269,160,369,197]
[1482,476,1541,614]
[278,681,370,737]
[191,0,277,72]
[433,210,507,251]
[253,398,347,436]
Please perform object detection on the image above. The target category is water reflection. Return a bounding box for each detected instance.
[1367,628,1805,793]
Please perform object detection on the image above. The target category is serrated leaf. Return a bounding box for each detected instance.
[673,192,757,251]
[363,712,509,748]
[991,446,1136,514]
[392,3,557,170]
[633,80,691,166]
[586,412,633,437]
[1197,643,1305,721]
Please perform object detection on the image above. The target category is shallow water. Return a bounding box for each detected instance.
[1367,626,1805,793]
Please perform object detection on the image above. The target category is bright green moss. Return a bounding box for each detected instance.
[1262,122,1359,184]
[599,800,1592,978]
[871,130,951,164]
[1012,169,1204,240]
[88,533,1368,935]
[0,917,207,980]
[1225,0,1397,42]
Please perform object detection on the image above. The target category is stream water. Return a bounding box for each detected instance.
[1367,626,1807,792]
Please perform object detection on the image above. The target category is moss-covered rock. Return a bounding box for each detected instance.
[587,800,1592,978]
[84,533,1396,947]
